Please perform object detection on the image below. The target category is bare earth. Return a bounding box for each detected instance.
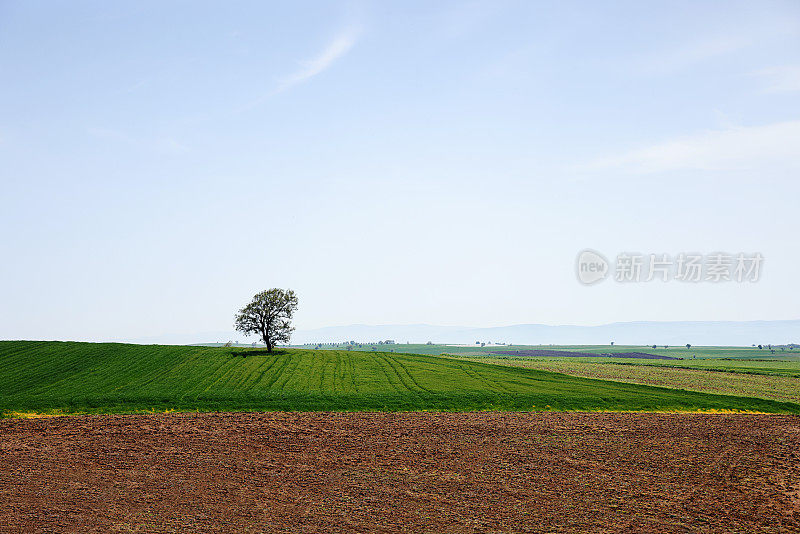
[0,412,798,533]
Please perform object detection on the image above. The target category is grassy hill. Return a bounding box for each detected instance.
[1,341,798,416]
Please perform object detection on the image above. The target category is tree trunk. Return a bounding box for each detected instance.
[260,329,273,352]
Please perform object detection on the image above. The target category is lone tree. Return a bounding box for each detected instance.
[234,289,298,352]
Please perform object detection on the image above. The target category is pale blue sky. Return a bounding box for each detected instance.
[1,1,799,342]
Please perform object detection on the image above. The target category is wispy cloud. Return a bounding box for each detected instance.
[751,65,800,93]
[237,27,360,113]
[275,28,359,94]
[580,121,800,174]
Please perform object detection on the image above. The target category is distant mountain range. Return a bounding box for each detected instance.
[290,320,800,347]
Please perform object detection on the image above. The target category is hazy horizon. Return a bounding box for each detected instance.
[4,318,792,348]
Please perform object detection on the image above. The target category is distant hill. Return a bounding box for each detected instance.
[291,320,800,346]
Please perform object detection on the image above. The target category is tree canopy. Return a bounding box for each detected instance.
[234,289,298,352]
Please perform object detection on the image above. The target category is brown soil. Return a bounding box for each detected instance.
[0,412,798,533]
[492,349,679,359]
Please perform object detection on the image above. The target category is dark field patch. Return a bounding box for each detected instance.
[493,349,680,360]
[0,412,797,532]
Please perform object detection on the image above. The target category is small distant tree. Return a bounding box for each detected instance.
[652,344,657,349]
[685,344,691,350]
[610,341,615,346]
[234,288,298,352]
[758,344,763,349]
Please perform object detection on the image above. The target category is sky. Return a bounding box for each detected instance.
[1,1,799,342]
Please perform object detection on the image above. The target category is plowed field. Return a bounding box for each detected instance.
[1,412,798,533]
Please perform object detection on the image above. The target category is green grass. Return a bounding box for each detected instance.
[1,341,798,417]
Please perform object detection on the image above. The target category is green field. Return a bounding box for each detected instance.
[291,342,800,406]
[1,341,798,417]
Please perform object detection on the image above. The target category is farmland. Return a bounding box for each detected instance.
[298,342,800,361]
[470,354,800,377]
[1,412,798,532]
[416,346,800,404]
[288,342,800,406]
[2,341,799,532]
[2,341,798,416]
[471,359,800,404]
